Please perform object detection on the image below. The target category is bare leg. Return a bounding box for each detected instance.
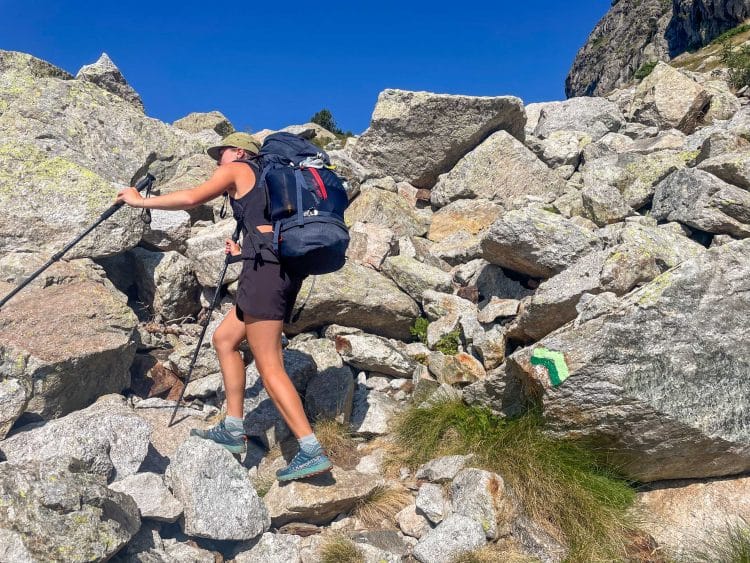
[211,307,248,419]
[244,315,313,439]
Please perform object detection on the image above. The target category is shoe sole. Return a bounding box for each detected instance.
[277,462,333,482]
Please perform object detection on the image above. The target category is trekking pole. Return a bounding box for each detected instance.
[0,173,156,310]
[168,221,243,427]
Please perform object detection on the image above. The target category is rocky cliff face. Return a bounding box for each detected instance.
[567,0,750,97]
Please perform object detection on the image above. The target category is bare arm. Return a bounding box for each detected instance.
[115,164,252,210]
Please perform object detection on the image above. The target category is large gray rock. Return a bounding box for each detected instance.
[0,260,137,419]
[286,261,420,340]
[381,255,453,302]
[334,332,418,377]
[636,475,750,560]
[0,394,152,481]
[263,467,384,526]
[185,219,243,286]
[580,149,697,210]
[416,482,449,524]
[0,529,35,563]
[142,209,192,253]
[515,223,704,341]
[652,168,750,237]
[597,221,705,295]
[428,199,502,243]
[514,250,610,342]
[628,62,711,134]
[698,149,750,190]
[130,247,200,321]
[0,142,144,259]
[0,377,29,440]
[234,532,303,563]
[350,385,400,436]
[451,468,509,539]
[0,50,204,185]
[165,437,269,540]
[76,52,144,111]
[412,514,487,563]
[430,130,564,208]
[527,130,592,169]
[172,110,234,137]
[156,154,224,222]
[508,239,750,482]
[0,458,141,562]
[481,208,601,278]
[581,183,634,226]
[303,364,355,423]
[345,221,397,270]
[351,89,525,188]
[345,187,428,237]
[416,455,472,483]
[696,131,750,163]
[108,472,183,522]
[533,97,624,141]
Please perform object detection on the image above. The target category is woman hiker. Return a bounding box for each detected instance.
[115,132,332,482]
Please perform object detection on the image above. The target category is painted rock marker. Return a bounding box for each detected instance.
[530,347,570,387]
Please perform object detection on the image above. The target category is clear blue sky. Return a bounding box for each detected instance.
[2,1,609,135]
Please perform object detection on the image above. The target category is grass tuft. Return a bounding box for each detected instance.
[435,328,461,355]
[635,61,658,80]
[319,533,364,563]
[711,23,750,45]
[353,484,412,528]
[314,418,360,469]
[410,316,429,344]
[451,541,538,563]
[391,399,637,562]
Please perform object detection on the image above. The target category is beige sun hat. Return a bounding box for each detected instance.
[207,132,261,161]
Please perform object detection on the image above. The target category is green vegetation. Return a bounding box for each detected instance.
[410,317,461,354]
[435,328,461,355]
[694,521,750,562]
[711,23,750,45]
[392,399,637,562]
[591,36,607,49]
[319,533,364,563]
[310,108,353,138]
[409,316,429,344]
[634,60,658,80]
[721,39,750,89]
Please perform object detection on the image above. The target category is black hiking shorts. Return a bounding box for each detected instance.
[235,254,304,324]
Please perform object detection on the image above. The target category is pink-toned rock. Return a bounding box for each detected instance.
[636,475,750,559]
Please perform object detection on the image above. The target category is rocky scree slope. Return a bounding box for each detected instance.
[0,48,749,561]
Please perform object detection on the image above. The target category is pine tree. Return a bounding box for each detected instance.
[310,108,340,134]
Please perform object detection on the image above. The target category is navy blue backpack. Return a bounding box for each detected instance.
[243,132,350,278]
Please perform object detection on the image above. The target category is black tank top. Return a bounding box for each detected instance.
[229,160,270,233]
[228,160,276,261]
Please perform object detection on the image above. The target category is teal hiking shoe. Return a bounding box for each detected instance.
[190,420,247,454]
[276,448,333,481]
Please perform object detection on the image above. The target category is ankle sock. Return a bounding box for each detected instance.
[225,416,244,438]
[298,433,323,456]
